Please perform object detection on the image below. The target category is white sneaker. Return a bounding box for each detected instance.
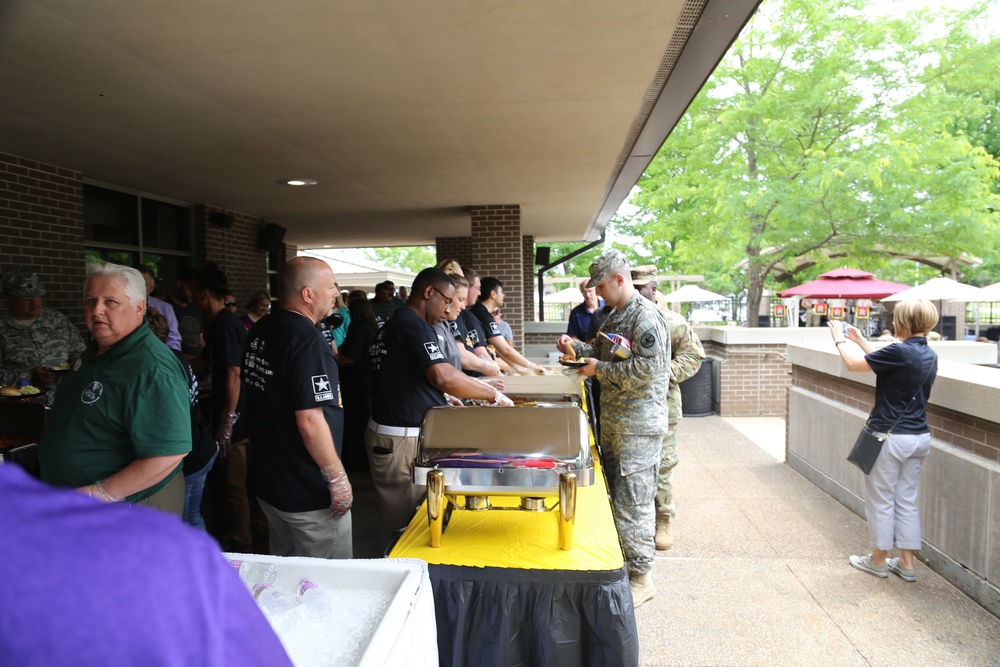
[849,554,888,578]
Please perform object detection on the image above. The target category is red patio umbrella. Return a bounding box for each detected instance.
[777,268,910,300]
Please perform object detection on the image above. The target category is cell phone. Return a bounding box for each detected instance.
[841,322,850,335]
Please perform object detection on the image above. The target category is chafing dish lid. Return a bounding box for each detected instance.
[417,405,591,465]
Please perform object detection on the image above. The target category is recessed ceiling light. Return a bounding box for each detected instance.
[277,178,318,186]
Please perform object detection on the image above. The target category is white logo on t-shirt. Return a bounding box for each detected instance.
[424,342,444,360]
[312,375,333,402]
[81,380,103,405]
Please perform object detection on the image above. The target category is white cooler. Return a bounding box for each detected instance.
[224,555,437,667]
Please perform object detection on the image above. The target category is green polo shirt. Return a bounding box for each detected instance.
[39,324,192,503]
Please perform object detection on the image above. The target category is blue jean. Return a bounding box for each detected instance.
[183,450,219,530]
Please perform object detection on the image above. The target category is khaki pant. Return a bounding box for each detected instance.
[134,469,185,518]
[363,428,423,545]
[257,498,352,559]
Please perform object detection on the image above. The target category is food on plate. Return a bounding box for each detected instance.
[19,385,41,396]
[560,346,577,362]
[1,386,22,397]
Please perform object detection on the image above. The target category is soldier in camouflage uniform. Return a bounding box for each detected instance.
[1,269,85,400]
[557,249,670,609]
[632,266,705,550]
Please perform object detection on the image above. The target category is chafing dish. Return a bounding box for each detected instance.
[412,403,594,550]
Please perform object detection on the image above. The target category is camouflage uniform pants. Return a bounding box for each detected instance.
[655,422,678,519]
[602,434,660,576]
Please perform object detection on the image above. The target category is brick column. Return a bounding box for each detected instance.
[522,235,536,322]
[435,236,472,269]
[0,153,86,330]
[470,205,524,346]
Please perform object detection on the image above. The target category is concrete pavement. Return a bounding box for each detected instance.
[636,415,1000,666]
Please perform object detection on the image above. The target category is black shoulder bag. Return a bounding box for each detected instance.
[847,366,933,475]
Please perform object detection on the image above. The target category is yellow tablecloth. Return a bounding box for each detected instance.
[389,445,623,571]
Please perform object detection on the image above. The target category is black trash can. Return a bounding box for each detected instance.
[680,357,714,417]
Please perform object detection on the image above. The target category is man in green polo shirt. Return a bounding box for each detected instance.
[39,263,192,515]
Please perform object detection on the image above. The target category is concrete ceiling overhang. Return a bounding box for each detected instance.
[0,0,759,248]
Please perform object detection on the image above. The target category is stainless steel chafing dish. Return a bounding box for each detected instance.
[412,397,595,550]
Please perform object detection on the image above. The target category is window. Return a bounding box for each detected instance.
[83,184,194,296]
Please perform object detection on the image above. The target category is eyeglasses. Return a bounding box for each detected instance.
[224,301,237,307]
[431,286,453,309]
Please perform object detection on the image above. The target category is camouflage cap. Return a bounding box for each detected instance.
[2,268,46,299]
[585,249,629,289]
[630,265,658,286]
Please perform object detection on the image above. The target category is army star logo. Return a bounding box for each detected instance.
[424,341,444,360]
[312,375,333,401]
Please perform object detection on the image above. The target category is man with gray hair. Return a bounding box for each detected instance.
[557,249,670,608]
[39,263,192,515]
[0,268,85,392]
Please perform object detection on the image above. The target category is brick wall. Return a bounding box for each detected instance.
[0,152,281,328]
[435,236,472,270]
[470,205,524,346]
[793,366,1000,463]
[0,153,86,328]
[197,205,273,308]
[704,339,791,417]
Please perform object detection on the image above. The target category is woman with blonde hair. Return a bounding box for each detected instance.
[829,299,939,583]
[436,259,464,277]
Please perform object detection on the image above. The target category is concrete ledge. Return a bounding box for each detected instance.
[787,343,1000,423]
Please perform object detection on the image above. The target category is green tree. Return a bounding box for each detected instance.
[362,246,437,273]
[617,0,1000,324]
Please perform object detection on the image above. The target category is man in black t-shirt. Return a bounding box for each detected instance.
[242,257,353,559]
[166,265,204,360]
[367,268,513,544]
[469,277,545,374]
[192,263,251,551]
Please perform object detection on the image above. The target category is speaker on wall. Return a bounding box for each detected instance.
[209,211,235,229]
[257,223,286,250]
[535,246,551,266]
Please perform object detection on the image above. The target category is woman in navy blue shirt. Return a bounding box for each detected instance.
[829,299,939,583]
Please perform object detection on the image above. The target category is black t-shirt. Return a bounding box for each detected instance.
[864,337,938,434]
[242,310,345,513]
[339,319,379,389]
[202,309,248,443]
[455,310,487,353]
[370,307,448,427]
[469,302,503,342]
[166,296,204,357]
[171,349,216,474]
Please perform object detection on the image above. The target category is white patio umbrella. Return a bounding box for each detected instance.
[659,284,728,302]
[545,286,585,303]
[882,277,987,338]
[881,277,986,303]
[978,282,1000,302]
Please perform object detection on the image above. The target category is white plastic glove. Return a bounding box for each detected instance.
[321,466,353,516]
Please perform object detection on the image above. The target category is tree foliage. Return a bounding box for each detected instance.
[616,0,1000,324]
[362,245,437,273]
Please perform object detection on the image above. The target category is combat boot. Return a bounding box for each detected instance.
[655,515,673,550]
[629,571,656,608]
